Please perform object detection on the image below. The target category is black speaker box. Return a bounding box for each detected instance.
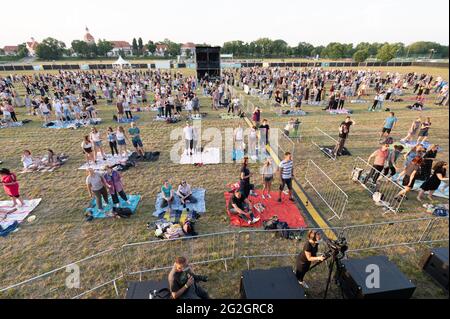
[126,280,169,299]
[337,255,416,299]
[421,247,449,292]
[196,46,221,79]
[240,267,306,299]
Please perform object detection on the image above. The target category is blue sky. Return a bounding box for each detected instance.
[0,0,448,47]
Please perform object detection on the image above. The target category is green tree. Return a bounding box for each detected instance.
[132,38,138,55]
[146,41,156,55]
[17,43,29,58]
[138,37,144,55]
[270,39,289,57]
[353,49,369,62]
[97,40,113,56]
[311,45,325,58]
[163,39,181,57]
[36,37,66,60]
[295,42,315,57]
[71,40,90,57]
[253,38,273,57]
[406,41,442,57]
[376,43,397,62]
[322,42,347,59]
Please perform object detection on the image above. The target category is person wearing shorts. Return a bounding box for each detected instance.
[380,112,397,140]
[278,152,294,202]
[0,168,25,207]
[261,159,275,199]
[417,117,431,144]
[128,122,144,157]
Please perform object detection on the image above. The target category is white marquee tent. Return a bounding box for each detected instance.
[113,56,131,69]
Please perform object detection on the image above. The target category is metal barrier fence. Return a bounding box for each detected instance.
[277,129,296,159]
[311,127,339,161]
[0,217,447,298]
[352,157,405,214]
[305,160,349,221]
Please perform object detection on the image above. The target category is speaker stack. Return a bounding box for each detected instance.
[421,247,449,292]
[337,255,416,299]
[195,46,221,80]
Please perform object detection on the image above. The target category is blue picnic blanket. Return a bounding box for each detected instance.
[43,119,101,129]
[392,175,449,199]
[118,116,140,123]
[233,149,269,162]
[400,140,442,152]
[86,194,141,219]
[0,221,19,237]
[153,188,206,217]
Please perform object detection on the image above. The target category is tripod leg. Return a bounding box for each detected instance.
[324,257,336,299]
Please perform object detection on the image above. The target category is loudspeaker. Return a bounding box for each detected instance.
[421,247,449,292]
[196,46,221,80]
[240,267,306,299]
[126,280,169,299]
[337,255,416,299]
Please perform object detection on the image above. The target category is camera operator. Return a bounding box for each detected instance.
[295,230,325,289]
[168,256,210,299]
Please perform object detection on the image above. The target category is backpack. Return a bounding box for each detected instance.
[276,221,290,239]
[149,288,172,299]
[112,207,133,218]
[263,216,279,230]
[113,115,118,122]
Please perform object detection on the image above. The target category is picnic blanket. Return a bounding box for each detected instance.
[20,156,69,174]
[43,118,102,129]
[0,199,42,237]
[158,208,198,224]
[399,140,442,152]
[153,188,206,217]
[85,194,141,219]
[78,152,131,171]
[276,110,307,117]
[118,116,140,123]
[305,101,326,106]
[129,151,160,162]
[392,175,449,199]
[220,113,241,120]
[224,190,307,228]
[0,121,24,129]
[232,149,269,162]
[179,148,220,165]
[350,99,369,104]
[327,108,353,115]
[318,146,351,159]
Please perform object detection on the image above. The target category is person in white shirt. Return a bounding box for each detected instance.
[176,181,197,207]
[39,102,51,123]
[21,150,41,171]
[234,124,244,152]
[183,122,194,155]
[54,99,64,122]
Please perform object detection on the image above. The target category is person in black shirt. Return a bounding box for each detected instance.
[168,256,209,299]
[228,190,260,225]
[259,119,270,146]
[296,230,325,289]
[333,116,355,157]
[239,157,254,199]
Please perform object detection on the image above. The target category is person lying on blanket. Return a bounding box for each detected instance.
[228,190,260,225]
[161,180,174,208]
[176,181,197,208]
[44,149,63,168]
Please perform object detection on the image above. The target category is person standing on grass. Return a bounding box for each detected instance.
[333,116,355,157]
[367,144,390,182]
[128,122,145,158]
[183,122,194,156]
[86,168,110,214]
[0,168,25,208]
[39,100,51,124]
[380,112,398,141]
[278,152,294,203]
[401,117,421,143]
[417,117,432,144]
[107,127,119,157]
[116,126,131,158]
[384,145,404,177]
[259,119,270,147]
[89,127,107,161]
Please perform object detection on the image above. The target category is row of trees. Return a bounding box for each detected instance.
[222,39,449,62]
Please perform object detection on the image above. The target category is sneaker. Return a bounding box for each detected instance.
[252,217,261,224]
[300,281,310,289]
[262,195,266,200]
[277,198,282,203]
[267,194,272,199]
[289,197,295,202]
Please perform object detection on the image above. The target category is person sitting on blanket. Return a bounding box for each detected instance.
[21,150,41,172]
[86,168,110,214]
[44,149,63,168]
[161,180,174,208]
[411,94,425,110]
[176,180,197,208]
[0,168,25,208]
[103,165,131,208]
[228,190,260,225]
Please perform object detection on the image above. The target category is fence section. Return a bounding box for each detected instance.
[311,127,339,160]
[352,157,405,214]
[305,160,349,220]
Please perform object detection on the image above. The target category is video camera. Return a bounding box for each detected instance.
[323,236,348,259]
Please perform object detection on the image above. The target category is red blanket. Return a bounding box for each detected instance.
[224,190,308,228]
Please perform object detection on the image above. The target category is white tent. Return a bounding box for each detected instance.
[113,56,131,69]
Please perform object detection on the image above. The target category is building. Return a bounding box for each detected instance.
[108,41,133,57]
[26,38,39,56]
[2,46,19,56]
[84,27,96,44]
[181,42,196,57]
[155,44,169,57]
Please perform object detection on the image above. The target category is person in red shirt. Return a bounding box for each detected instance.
[0,168,25,207]
[366,144,390,183]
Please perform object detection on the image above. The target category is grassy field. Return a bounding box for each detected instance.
[0,66,448,298]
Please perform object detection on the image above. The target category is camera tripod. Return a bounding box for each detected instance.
[308,248,344,299]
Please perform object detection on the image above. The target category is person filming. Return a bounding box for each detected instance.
[296,230,325,289]
[168,256,210,299]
